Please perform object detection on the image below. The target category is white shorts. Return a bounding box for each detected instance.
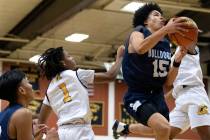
[58,124,94,140]
[170,86,210,132]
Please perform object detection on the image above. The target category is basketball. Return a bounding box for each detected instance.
[168,17,198,49]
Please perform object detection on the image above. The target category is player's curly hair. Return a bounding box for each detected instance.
[133,2,162,27]
[0,69,25,103]
[38,47,67,80]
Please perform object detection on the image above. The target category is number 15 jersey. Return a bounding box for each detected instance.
[122,26,171,91]
[43,69,94,126]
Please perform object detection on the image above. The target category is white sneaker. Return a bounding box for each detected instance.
[112,120,129,139]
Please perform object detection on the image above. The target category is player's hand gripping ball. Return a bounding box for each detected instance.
[168,17,198,49]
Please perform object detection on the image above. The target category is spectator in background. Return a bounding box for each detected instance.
[0,69,48,140]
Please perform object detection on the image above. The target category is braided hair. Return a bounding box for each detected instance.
[133,2,162,28]
[0,69,25,103]
[38,47,67,80]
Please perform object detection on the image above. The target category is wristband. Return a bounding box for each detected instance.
[173,60,181,67]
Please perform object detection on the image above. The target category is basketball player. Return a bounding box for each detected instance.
[37,46,124,140]
[0,69,48,140]
[113,45,210,140]
[112,2,188,140]
[167,45,210,140]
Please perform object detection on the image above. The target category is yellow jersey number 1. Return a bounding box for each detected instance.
[58,83,72,103]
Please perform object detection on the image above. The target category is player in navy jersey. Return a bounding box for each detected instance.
[113,47,210,140]
[0,69,58,140]
[112,2,188,140]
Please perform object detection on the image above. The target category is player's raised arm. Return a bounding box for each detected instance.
[94,46,124,83]
[131,17,188,55]
[163,48,187,92]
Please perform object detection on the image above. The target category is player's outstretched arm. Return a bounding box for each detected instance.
[164,48,187,90]
[131,18,188,54]
[94,46,124,83]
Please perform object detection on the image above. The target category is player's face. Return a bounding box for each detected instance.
[145,10,165,32]
[18,77,34,103]
[63,50,76,70]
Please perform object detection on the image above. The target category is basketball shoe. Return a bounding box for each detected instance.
[112,120,130,139]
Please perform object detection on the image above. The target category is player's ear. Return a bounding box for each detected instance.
[144,20,148,25]
[18,86,26,95]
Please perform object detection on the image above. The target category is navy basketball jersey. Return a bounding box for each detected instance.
[122,26,171,91]
[0,103,22,140]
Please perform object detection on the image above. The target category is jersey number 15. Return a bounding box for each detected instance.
[153,59,169,77]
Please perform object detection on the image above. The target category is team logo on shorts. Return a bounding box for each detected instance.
[197,105,209,115]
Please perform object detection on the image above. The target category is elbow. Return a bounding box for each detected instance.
[137,47,147,54]
[139,50,147,54]
[106,72,116,82]
[108,74,116,81]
